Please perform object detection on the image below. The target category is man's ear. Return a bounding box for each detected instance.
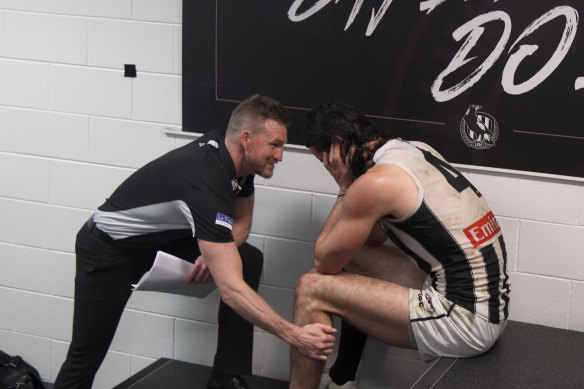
[240,130,252,149]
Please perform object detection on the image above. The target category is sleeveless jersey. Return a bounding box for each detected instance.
[373,139,510,324]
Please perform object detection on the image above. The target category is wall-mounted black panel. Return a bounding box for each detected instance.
[183,0,584,178]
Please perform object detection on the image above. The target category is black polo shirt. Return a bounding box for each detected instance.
[91,129,254,250]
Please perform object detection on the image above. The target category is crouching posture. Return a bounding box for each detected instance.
[290,102,510,389]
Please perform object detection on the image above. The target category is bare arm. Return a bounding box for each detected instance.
[232,194,254,247]
[365,221,388,246]
[198,238,337,360]
[187,194,254,283]
[314,165,417,274]
[314,178,381,274]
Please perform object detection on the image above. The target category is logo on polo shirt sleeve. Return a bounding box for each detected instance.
[215,213,234,230]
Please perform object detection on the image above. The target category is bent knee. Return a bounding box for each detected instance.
[295,270,323,298]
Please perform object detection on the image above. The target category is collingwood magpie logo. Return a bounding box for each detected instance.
[460,105,499,150]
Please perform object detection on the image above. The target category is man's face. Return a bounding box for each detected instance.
[309,141,377,180]
[245,119,288,178]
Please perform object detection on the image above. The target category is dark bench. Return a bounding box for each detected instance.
[67,321,581,389]
[412,320,584,388]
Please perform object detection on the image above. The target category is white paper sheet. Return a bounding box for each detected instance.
[132,251,216,298]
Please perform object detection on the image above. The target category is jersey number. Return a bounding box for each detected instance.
[420,149,482,197]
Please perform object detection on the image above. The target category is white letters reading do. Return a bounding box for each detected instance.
[287,1,581,102]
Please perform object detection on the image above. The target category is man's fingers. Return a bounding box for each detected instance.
[317,323,338,334]
[187,262,210,283]
[186,264,197,283]
[202,273,213,283]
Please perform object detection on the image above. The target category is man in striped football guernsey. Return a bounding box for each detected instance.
[290,102,510,389]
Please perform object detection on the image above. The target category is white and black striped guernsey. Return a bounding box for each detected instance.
[91,129,254,249]
[374,139,510,324]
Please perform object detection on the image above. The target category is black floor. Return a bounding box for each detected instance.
[42,360,287,389]
[113,359,288,389]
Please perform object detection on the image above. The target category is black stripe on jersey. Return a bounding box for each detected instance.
[380,222,432,274]
[480,241,503,323]
[418,148,482,197]
[393,202,476,314]
[499,235,511,320]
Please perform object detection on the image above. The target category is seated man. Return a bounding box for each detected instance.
[290,102,510,389]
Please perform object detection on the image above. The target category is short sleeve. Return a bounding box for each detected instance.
[236,174,255,198]
[187,162,236,243]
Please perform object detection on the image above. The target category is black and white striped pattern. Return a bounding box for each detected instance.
[375,139,510,324]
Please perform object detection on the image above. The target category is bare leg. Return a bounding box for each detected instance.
[290,244,425,389]
[346,244,425,289]
[290,272,331,389]
[290,272,412,388]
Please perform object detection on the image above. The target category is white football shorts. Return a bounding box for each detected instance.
[409,276,507,362]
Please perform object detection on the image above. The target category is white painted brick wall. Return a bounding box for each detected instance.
[5,12,87,64]
[131,290,220,324]
[0,288,14,330]
[578,195,584,230]
[0,154,49,202]
[174,319,218,367]
[47,1,131,18]
[133,0,182,24]
[0,59,48,109]
[0,1,45,13]
[10,201,90,252]
[518,221,584,281]
[0,243,51,293]
[0,108,9,150]
[12,291,73,341]
[133,73,181,124]
[0,199,9,241]
[88,19,176,73]
[89,117,176,168]
[49,251,75,298]
[0,2,582,388]
[50,65,133,118]
[570,282,584,331]
[48,160,133,209]
[0,12,5,57]
[508,272,572,328]
[6,108,90,160]
[111,309,175,358]
[467,172,581,224]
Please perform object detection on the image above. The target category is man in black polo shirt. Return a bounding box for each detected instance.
[54,95,337,389]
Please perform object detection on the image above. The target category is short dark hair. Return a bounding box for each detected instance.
[227,94,292,135]
[304,102,386,153]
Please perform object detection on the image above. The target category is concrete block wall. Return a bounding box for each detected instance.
[0,2,582,388]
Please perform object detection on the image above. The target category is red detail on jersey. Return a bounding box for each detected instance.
[464,211,501,247]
